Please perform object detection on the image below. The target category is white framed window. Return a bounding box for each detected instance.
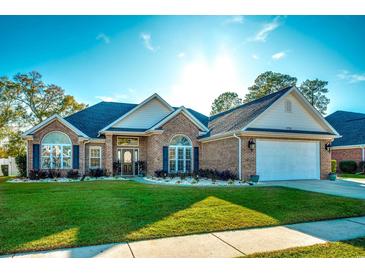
[89,146,102,169]
[41,131,72,169]
[168,135,192,173]
[284,100,292,113]
[117,137,139,146]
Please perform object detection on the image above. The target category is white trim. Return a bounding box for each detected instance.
[89,146,102,169]
[331,144,365,150]
[147,106,209,132]
[99,93,174,134]
[241,87,340,137]
[22,114,89,138]
[240,130,335,140]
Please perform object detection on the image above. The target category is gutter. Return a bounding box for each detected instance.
[233,133,242,180]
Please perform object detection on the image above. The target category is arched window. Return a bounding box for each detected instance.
[41,132,72,169]
[169,135,192,173]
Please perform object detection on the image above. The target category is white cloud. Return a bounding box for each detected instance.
[337,70,365,83]
[250,16,282,42]
[96,33,111,44]
[95,89,138,102]
[252,54,259,60]
[223,15,244,25]
[166,53,244,115]
[272,51,286,60]
[140,32,159,52]
[177,52,186,59]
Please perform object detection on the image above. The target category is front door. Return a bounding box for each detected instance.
[122,149,134,175]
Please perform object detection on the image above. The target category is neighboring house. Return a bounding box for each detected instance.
[0,157,19,176]
[326,110,365,167]
[22,86,339,181]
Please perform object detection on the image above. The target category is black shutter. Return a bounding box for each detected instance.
[33,144,40,170]
[194,147,199,172]
[163,146,168,173]
[73,145,79,169]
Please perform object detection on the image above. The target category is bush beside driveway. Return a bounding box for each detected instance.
[1,180,365,255]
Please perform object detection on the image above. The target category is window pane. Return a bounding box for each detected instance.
[52,145,61,157]
[43,132,71,144]
[186,160,191,172]
[90,158,100,168]
[41,157,51,169]
[169,160,176,173]
[63,157,72,169]
[177,160,184,172]
[63,146,72,157]
[42,145,51,157]
[117,137,139,146]
[90,148,100,158]
[186,148,191,160]
[52,155,62,169]
[177,148,184,160]
[170,135,191,146]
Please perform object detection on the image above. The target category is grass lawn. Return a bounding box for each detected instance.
[1,180,365,255]
[245,237,365,258]
[339,173,365,179]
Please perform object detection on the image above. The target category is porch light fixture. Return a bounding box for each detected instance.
[248,138,256,151]
[325,143,332,152]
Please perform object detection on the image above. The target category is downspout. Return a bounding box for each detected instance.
[233,133,242,180]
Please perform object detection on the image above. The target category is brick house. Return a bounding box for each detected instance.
[22,86,339,181]
[326,110,365,170]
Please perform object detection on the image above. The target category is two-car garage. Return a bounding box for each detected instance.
[256,139,320,181]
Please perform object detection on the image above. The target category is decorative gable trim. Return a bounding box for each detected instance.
[241,86,340,136]
[147,106,209,132]
[98,93,174,134]
[22,114,89,138]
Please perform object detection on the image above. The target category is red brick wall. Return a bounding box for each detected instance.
[331,148,363,172]
[146,113,201,175]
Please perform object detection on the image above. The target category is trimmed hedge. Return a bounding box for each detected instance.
[339,160,357,174]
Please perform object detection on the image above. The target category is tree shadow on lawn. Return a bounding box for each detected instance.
[1,181,365,256]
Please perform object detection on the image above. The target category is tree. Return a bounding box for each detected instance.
[299,79,330,115]
[244,71,297,102]
[0,71,87,157]
[210,92,243,115]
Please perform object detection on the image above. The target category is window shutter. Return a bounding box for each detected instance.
[194,147,199,172]
[163,146,168,172]
[33,144,40,170]
[73,145,79,169]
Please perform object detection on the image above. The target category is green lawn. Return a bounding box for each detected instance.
[339,173,365,179]
[245,237,365,258]
[1,180,365,255]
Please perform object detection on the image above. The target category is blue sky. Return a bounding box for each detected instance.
[0,15,364,115]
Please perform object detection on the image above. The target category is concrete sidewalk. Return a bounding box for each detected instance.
[3,216,365,258]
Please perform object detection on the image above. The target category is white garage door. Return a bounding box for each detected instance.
[256,140,320,181]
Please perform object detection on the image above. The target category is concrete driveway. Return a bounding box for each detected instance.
[260,179,365,200]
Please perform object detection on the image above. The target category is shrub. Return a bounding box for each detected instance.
[136,161,146,175]
[67,169,79,179]
[28,169,38,180]
[339,160,357,173]
[169,173,176,179]
[359,161,365,173]
[113,161,121,176]
[198,168,237,181]
[48,169,61,179]
[89,168,105,178]
[1,165,9,176]
[179,172,186,180]
[38,170,48,179]
[331,160,337,173]
[219,170,237,181]
[155,170,163,177]
[15,153,27,177]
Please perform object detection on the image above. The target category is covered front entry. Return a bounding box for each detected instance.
[256,139,320,181]
[117,148,139,176]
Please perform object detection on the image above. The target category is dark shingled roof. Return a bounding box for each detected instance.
[204,86,293,137]
[65,102,137,138]
[64,101,209,138]
[326,110,365,146]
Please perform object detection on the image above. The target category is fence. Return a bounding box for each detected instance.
[0,157,19,176]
